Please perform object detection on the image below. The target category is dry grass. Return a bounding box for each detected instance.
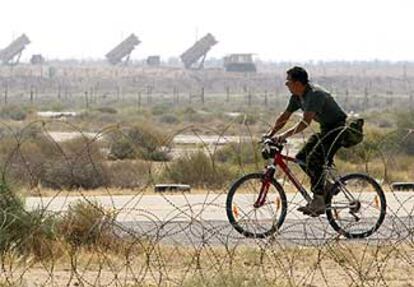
[336,154,414,183]
[1,242,413,286]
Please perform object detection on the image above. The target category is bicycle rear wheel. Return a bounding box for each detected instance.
[226,172,287,238]
[326,173,386,238]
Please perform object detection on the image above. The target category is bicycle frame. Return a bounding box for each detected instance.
[254,145,312,208]
[274,152,313,202]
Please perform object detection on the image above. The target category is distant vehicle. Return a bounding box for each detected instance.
[30,54,45,65]
[146,55,161,67]
[223,53,256,72]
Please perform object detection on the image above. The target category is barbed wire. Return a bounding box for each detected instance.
[0,119,413,286]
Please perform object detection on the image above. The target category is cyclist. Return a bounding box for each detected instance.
[266,66,347,216]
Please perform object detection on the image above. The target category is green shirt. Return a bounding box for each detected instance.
[286,84,347,131]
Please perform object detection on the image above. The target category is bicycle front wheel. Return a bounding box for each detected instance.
[326,173,386,239]
[226,172,287,238]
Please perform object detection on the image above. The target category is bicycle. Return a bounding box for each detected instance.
[226,138,387,239]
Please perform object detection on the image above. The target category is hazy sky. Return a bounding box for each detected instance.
[1,0,413,62]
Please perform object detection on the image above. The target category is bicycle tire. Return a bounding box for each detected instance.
[326,173,386,239]
[226,172,287,238]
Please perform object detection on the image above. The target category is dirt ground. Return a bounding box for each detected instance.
[2,242,414,287]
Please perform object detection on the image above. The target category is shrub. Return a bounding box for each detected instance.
[394,111,414,155]
[1,139,48,188]
[18,209,61,260]
[236,114,257,125]
[159,114,180,124]
[337,127,385,164]
[109,124,170,161]
[109,137,135,159]
[96,107,118,114]
[107,160,152,188]
[179,107,211,123]
[0,127,59,188]
[151,104,169,116]
[163,151,234,189]
[45,100,65,112]
[0,181,25,254]
[182,107,196,115]
[0,127,112,190]
[58,200,115,249]
[0,106,27,121]
[41,138,109,190]
[42,160,109,190]
[184,112,208,123]
[0,181,59,260]
[214,141,261,166]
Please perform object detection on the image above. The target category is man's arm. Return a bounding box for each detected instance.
[266,111,292,137]
[278,111,315,140]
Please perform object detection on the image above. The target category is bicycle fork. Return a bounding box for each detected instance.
[254,165,276,208]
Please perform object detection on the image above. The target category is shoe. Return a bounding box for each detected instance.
[297,194,326,217]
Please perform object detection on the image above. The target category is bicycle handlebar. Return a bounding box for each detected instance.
[259,137,287,145]
[260,137,287,153]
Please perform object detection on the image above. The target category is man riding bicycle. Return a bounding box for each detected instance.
[266,66,347,216]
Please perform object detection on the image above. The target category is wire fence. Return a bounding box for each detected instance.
[0,120,413,286]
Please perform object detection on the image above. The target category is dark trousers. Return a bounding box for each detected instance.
[296,124,345,195]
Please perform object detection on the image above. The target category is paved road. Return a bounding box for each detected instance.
[26,192,414,245]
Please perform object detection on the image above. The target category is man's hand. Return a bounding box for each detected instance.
[272,134,287,144]
[261,133,272,143]
[265,128,276,138]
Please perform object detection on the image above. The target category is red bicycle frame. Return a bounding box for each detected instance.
[254,147,312,208]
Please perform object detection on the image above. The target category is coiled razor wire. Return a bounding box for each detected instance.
[0,120,413,286]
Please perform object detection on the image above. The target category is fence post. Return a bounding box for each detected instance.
[137,92,142,108]
[116,85,121,102]
[386,91,393,106]
[4,83,8,105]
[363,87,369,110]
[201,87,205,105]
[30,85,34,105]
[85,91,89,109]
[264,90,268,106]
[90,87,95,104]
[345,89,349,110]
[226,86,230,103]
[95,82,99,97]
[147,85,152,105]
[248,89,252,106]
[174,87,179,105]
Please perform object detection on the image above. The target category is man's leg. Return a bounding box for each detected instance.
[296,134,326,216]
[296,129,343,216]
[306,128,344,191]
[321,128,345,195]
[296,133,325,195]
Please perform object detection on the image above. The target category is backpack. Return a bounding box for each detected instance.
[342,118,364,148]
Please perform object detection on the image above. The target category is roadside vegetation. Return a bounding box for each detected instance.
[0,66,413,286]
[0,101,412,193]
